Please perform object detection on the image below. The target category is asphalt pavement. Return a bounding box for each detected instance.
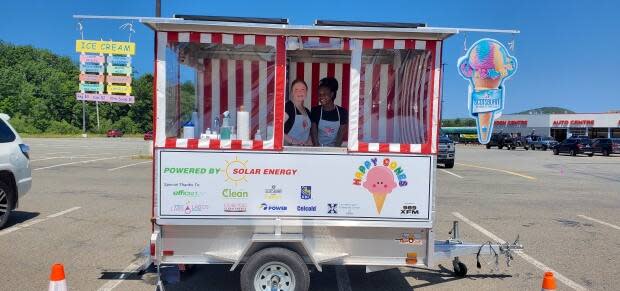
[0,138,618,290]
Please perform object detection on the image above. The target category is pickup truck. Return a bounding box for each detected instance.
[438,135,455,168]
[531,136,558,151]
[486,133,515,150]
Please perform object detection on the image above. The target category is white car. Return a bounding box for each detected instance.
[0,114,31,229]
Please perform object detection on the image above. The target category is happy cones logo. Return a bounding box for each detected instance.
[353,158,408,214]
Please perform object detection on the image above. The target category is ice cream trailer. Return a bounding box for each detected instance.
[137,15,523,290]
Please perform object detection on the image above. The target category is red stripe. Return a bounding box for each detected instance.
[343,38,350,50]
[311,63,320,107]
[301,36,309,42]
[255,35,266,46]
[379,143,389,152]
[250,61,260,137]
[190,32,200,43]
[236,60,244,111]
[231,139,242,149]
[167,32,178,43]
[204,59,212,131]
[211,33,222,44]
[371,64,380,141]
[273,36,286,150]
[327,63,335,78]
[219,59,228,117]
[165,138,176,148]
[405,40,414,49]
[296,62,304,82]
[342,63,350,110]
[233,34,244,45]
[187,139,199,149]
[387,64,395,142]
[209,139,220,149]
[363,39,373,49]
[358,142,369,152]
[319,36,329,43]
[252,140,264,150]
[422,40,437,154]
[400,144,411,153]
[384,39,395,49]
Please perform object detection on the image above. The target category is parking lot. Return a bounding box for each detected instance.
[1,138,618,290]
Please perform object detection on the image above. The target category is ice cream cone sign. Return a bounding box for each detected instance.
[458,38,517,144]
[353,157,408,215]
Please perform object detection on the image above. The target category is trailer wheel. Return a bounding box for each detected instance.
[453,261,468,277]
[241,247,309,291]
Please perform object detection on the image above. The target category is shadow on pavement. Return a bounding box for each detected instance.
[4,211,39,228]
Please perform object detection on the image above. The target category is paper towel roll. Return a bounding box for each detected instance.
[236,111,250,140]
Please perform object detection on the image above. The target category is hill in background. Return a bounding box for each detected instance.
[513,107,575,115]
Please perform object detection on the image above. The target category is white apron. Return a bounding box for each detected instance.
[286,109,310,145]
[318,106,341,146]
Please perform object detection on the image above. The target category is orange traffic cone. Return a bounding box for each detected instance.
[541,271,557,291]
[48,263,67,291]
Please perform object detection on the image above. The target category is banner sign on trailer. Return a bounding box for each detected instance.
[458,38,517,144]
[158,151,432,221]
[75,39,135,104]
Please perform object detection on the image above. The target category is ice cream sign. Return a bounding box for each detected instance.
[353,158,408,214]
[458,38,517,144]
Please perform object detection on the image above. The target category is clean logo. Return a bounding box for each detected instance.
[300,186,311,200]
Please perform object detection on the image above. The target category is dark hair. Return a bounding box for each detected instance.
[318,77,339,100]
[291,79,308,90]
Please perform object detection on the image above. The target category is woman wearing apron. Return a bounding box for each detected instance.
[310,77,348,147]
[284,79,312,146]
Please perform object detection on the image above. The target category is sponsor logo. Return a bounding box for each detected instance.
[222,189,248,199]
[172,189,200,197]
[300,186,311,200]
[259,203,288,212]
[163,167,221,175]
[170,203,208,214]
[400,204,419,215]
[353,158,408,215]
[224,157,299,186]
[353,157,408,187]
[327,203,338,214]
[296,205,317,212]
[339,203,360,215]
[395,233,424,245]
[264,185,283,200]
[224,203,247,212]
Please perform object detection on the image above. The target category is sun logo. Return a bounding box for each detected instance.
[224,156,248,186]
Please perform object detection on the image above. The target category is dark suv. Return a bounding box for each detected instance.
[591,138,620,156]
[552,138,593,156]
[486,133,514,150]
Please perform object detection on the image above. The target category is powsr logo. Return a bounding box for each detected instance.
[259,203,288,211]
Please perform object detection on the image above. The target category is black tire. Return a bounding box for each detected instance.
[542,146,547,151]
[530,145,535,150]
[603,149,610,156]
[510,146,516,150]
[486,144,491,149]
[570,149,576,156]
[498,145,503,150]
[241,247,309,291]
[444,160,454,168]
[588,153,594,157]
[0,181,14,229]
[453,261,468,277]
[553,149,559,155]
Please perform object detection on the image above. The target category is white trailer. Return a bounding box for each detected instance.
[134,15,523,291]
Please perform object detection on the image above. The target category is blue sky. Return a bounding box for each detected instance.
[1,0,619,118]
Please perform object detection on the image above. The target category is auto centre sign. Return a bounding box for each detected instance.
[552,120,594,127]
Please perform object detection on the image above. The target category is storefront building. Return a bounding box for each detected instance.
[493,113,620,141]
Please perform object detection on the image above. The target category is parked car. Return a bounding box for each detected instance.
[486,133,514,149]
[0,114,32,229]
[552,137,593,156]
[590,138,620,156]
[144,130,153,140]
[512,136,530,150]
[532,136,558,151]
[438,135,455,168]
[107,129,124,138]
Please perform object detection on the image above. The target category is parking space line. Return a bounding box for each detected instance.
[439,169,464,179]
[578,215,620,231]
[0,207,81,237]
[31,153,110,162]
[97,259,144,291]
[452,212,586,291]
[108,161,151,171]
[456,162,536,180]
[33,155,135,171]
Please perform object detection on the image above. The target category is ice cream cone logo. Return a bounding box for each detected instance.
[353,157,408,215]
[458,38,517,144]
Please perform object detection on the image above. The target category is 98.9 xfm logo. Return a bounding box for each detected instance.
[400,204,419,215]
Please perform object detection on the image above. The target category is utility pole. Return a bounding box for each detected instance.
[156,0,161,17]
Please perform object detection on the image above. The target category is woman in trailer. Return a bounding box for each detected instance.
[284,79,313,146]
[310,77,348,147]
